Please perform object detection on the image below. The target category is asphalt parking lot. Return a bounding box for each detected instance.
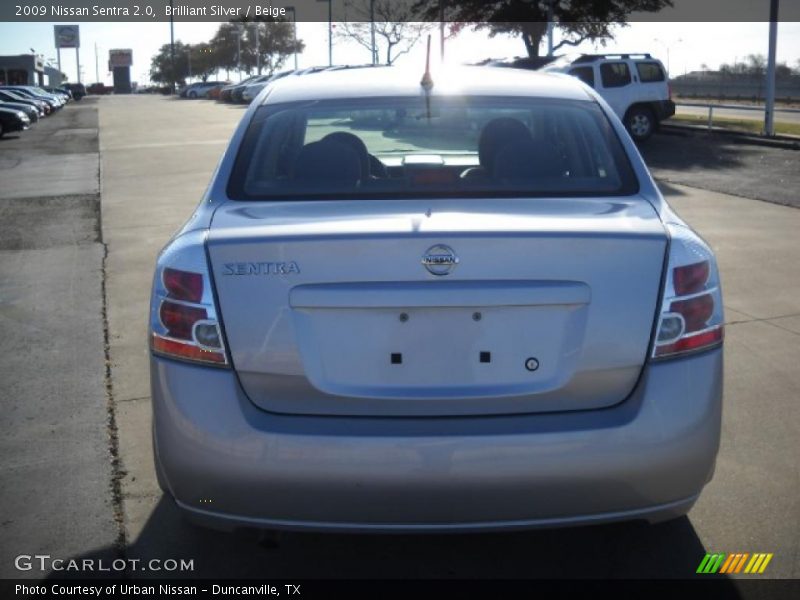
[1,95,798,581]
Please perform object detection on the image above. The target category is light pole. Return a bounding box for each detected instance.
[286,7,298,70]
[316,0,332,66]
[654,37,682,77]
[438,0,444,60]
[254,22,261,75]
[370,0,377,65]
[169,0,175,92]
[236,23,243,81]
[764,0,779,136]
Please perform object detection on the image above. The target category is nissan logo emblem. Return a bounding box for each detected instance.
[422,244,459,276]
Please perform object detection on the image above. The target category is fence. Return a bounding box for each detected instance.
[671,79,800,103]
[674,102,800,133]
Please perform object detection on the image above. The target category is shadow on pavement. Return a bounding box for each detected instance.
[655,181,690,198]
[641,131,745,171]
[641,130,800,208]
[48,495,738,585]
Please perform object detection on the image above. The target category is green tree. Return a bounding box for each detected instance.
[149,41,191,87]
[233,16,305,75]
[242,17,305,75]
[413,0,673,58]
[188,43,217,81]
[210,23,246,74]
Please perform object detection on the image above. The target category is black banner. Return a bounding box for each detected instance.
[2,0,800,23]
[3,579,800,600]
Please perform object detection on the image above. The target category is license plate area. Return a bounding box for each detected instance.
[292,304,587,400]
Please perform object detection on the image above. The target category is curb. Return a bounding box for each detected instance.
[660,123,800,150]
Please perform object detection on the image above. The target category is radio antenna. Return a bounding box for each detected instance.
[421,35,433,121]
[420,35,433,91]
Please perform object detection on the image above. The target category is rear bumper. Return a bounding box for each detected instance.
[653,100,677,122]
[151,349,722,533]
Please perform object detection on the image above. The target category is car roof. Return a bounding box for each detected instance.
[260,65,593,105]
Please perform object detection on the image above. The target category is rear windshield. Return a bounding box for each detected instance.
[228,96,638,200]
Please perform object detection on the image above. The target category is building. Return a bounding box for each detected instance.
[0,54,45,86]
[44,66,67,87]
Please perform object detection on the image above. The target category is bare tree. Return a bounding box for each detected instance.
[338,0,432,65]
[745,54,767,78]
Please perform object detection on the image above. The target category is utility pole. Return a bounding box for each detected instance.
[370,0,376,65]
[764,0,779,137]
[254,22,261,75]
[317,0,332,66]
[287,6,298,70]
[439,0,445,60]
[94,43,99,83]
[236,24,242,81]
[187,45,192,80]
[169,0,175,92]
[546,0,554,56]
[328,0,333,66]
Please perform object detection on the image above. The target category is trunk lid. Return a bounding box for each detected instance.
[207,197,666,417]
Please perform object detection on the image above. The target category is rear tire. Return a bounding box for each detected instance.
[0,121,4,138]
[625,106,656,142]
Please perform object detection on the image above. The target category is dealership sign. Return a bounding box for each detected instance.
[109,49,133,68]
[54,25,80,48]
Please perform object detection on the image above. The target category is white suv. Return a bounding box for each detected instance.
[544,53,675,142]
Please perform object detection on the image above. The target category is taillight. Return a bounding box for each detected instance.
[149,231,228,366]
[652,224,724,359]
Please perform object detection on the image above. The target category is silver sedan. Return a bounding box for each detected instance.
[149,66,724,533]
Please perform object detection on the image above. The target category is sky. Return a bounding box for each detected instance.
[0,20,798,86]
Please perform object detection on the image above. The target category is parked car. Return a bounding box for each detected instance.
[87,83,113,95]
[0,105,31,137]
[178,82,201,98]
[207,85,224,101]
[0,100,39,123]
[542,53,675,141]
[63,82,87,100]
[2,86,63,111]
[43,87,71,101]
[149,65,724,534]
[219,76,259,102]
[231,75,275,103]
[240,71,292,103]
[180,81,230,99]
[0,89,47,116]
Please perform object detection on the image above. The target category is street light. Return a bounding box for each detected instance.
[316,0,332,66]
[254,22,261,75]
[370,0,377,64]
[654,37,682,77]
[236,23,243,81]
[286,6,299,70]
[169,0,175,93]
